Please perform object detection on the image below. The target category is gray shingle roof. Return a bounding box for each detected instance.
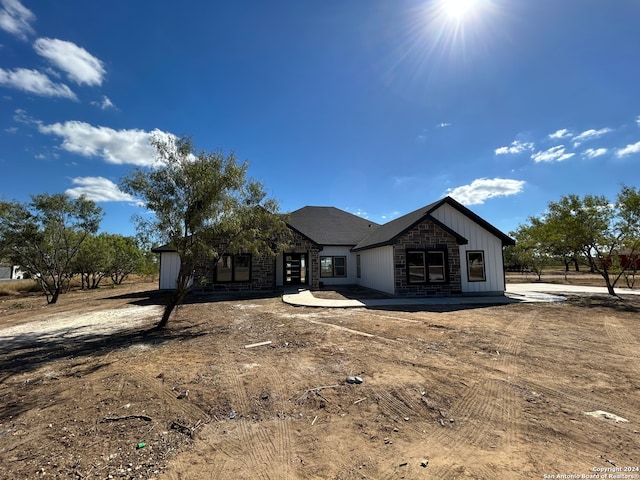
[152,197,514,253]
[286,206,380,246]
[352,196,514,251]
[352,199,466,251]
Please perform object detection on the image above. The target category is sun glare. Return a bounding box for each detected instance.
[382,0,502,89]
[442,0,477,21]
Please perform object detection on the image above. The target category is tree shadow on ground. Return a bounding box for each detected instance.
[313,285,394,300]
[99,288,171,306]
[367,302,517,314]
[0,322,207,383]
[102,288,283,307]
[565,294,640,313]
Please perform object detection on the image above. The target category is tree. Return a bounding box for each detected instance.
[107,234,148,285]
[0,194,103,304]
[71,233,151,288]
[120,135,290,329]
[507,222,550,281]
[539,187,640,296]
[72,233,111,289]
[616,185,640,289]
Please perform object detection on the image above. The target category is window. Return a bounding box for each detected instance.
[320,256,347,278]
[427,251,446,282]
[215,254,252,282]
[234,254,251,282]
[407,251,426,284]
[216,255,233,282]
[467,250,486,282]
[356,255,361,278]
[407,249,448,284]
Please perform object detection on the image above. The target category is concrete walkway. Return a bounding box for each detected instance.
[506,282,640,296]
[282,282,639,308]
[282,286,562,308]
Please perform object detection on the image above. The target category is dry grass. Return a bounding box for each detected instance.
[0,279,41,296]
[0,274,157,299]
[506,271,613,287]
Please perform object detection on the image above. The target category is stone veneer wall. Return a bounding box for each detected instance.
[192,246,276,293]
[191,230,321,292]
[393,219,462,296]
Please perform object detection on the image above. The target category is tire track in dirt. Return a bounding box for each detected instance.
[220,364,275,480]
[518,315,638,426]
[422,315,532,479]
[367,316,531,479]
[603,315,640,376]
[93,359,212,470]
[369,385,436,435]
[167,357,295,480]
[521,380,637,425]
[116,362,208,421]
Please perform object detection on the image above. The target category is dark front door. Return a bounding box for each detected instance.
[284,253,307,285]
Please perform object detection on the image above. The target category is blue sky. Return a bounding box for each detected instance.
[1,0,639,238]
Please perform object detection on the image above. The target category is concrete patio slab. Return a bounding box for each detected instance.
[282,287,562,308]
[506,282,640,296]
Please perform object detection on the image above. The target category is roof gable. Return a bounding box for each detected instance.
[353,200,467,251]
[353,196,514,251]
[427,197,515,246]
[287,206,379,246]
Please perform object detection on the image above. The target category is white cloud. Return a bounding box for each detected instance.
[549,128,571,139]
[582,148,608,159]
[531,145,575,163]
[13,108,39,124]
[495,140,534,155]
[380,211,401,221]
[0,0,35,40]
[91,95,115,110]
[636,116,640,127]
[616,141,640,158]
[38,120,168,166]
[436,122,451,128]
[33,37,106,86]
[66,176,140,203]
[0,67,77,100]
[351,208,368,219]
[572,127,612,147]
[445,178,525,205]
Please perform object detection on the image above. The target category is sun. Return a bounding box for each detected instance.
[441,0,478,21]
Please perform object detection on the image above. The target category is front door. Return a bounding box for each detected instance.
[284,253,307,285]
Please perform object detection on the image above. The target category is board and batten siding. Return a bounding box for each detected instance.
[430,203,506,294]
[356,246,395,295]
[158,252,180,290]
[319,246,357,285]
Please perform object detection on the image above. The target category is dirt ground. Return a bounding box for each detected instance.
[1,279,639,480]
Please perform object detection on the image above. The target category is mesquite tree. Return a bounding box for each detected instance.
[521,186,640,296]
[0,194,103,304]
[121,135,289,329]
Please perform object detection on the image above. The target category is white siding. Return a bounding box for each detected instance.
[431,204,506,294]
[356,246,395,294]
[319,246,357,285]
[158,252,180,290]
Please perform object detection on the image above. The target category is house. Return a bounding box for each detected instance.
[153,196,515,296]
[0,265,25,280]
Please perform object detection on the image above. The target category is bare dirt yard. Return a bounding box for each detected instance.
[1,279,639,479]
